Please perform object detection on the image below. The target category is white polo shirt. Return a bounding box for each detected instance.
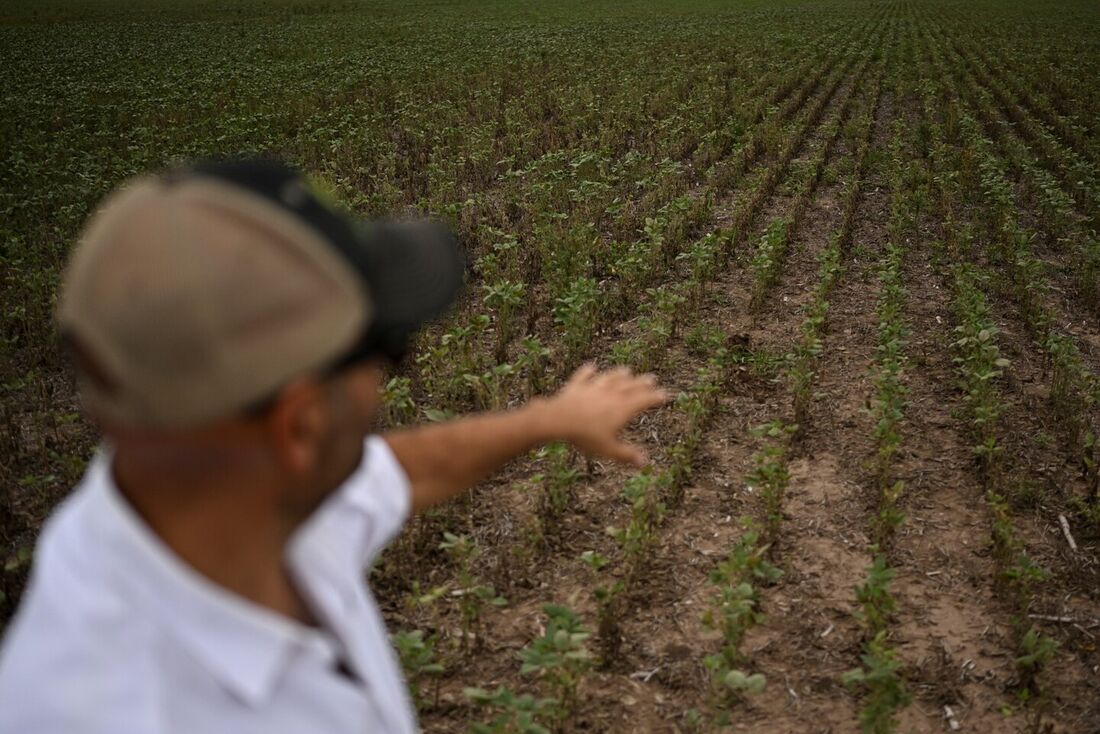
[0,436,418,733]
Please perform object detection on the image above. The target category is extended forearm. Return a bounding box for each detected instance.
[382,398,562,512]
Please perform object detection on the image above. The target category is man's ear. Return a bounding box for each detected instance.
[265,379,332,476]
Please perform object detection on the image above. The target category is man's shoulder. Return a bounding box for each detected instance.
[291,435,411,571]
[0,475,162,731]
[0,577,161,732]
[15,469,126,621]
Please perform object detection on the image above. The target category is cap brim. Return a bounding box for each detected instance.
[354,220,465,356]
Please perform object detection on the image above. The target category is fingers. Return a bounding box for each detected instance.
[599,439,649,467]
[564,364,668,424]
[629,386,671,413]
[593,365,632,389]
[614,371,669,411]
[561,366,666,465]
[568,362,598,385]
[601,367,656,392]
[584,367,669,419]
[623,373,663,398]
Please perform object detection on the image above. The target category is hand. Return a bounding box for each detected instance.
[543,363,670,466]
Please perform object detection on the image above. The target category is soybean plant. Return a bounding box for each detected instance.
[675,233,721,309]
[950,264,1009,482]
[519,604,595,729]
[391,629,444,711]
[464,686,556,734]
[842,630,910,734]
[483,279,527,362]
[514,336,551,398]
[381,376,416,426]
[854,555,896,635]
[465,363,517,411]
[607,469,668,583]
[750,216,793,309]
[786,236,842,432]
[1014,626,1059,703]
[439,532,507,652]
[553,277,600,373]
[666,364,722,505]
[870,239,909,546]
[844,557,908,734]
[702,532,778,707]
[580,550,624,662]
[745,421,796,545]
[534,442,580,541]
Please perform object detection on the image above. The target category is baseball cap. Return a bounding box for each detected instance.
[58,158,464,430]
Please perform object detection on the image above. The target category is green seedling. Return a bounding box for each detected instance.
[580,550,624,663]
[465,686,556,734]
[391,629,444,711]
[553,276,600,373]
[381,376,416,426]
[750,216,792,308]
[855,555,897,635]
[607,469,668,583]
[483,279,527,362]
[519,604,594,727]
[746,421,796,544]
[1014,625,1058,700]
[701,531,777,706]
[534,442,580,539]
[843,630,910,734]
[515,336,551,398]
[439,532,507,652]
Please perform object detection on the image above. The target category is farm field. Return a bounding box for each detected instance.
[2,0,1100,731]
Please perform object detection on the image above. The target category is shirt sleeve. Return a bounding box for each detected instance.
[293,435,413,573]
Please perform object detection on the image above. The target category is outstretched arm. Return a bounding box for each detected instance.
[382,365,668,513]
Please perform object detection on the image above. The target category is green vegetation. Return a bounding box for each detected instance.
[3,0,1099,731]
[702,529,780,713]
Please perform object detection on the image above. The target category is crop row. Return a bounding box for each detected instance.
[683,31,894,730]
[928,4,1099,146]
[917,39,1063,714]
[385,73,880,711]
[917,28,1100,522]
[917,15,1100,231]
[841,97,919,734]
[440,33,894,725]
[390,22,889,431]
[747,48,875,310]
[786,70,883,432]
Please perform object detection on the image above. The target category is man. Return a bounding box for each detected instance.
[0,159,667,732]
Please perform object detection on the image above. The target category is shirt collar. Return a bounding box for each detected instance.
[83,448,314,706]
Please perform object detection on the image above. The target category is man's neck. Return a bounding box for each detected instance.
[110,455,319,627]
